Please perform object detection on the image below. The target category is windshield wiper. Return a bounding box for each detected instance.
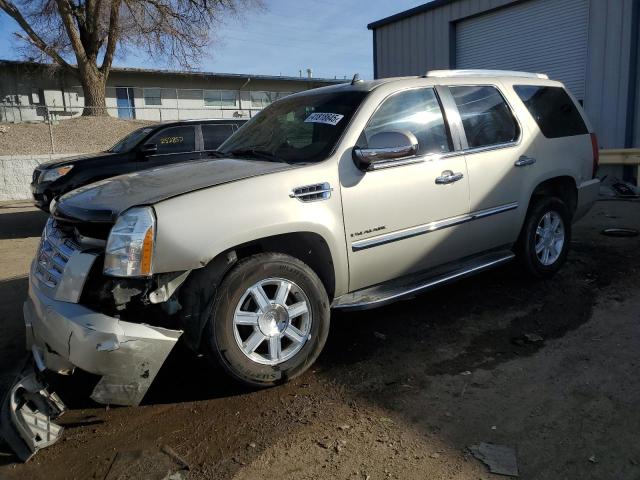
[229,149,283,163]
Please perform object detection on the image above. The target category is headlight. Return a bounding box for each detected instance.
[41,165,73,183]
[104,207,155,277]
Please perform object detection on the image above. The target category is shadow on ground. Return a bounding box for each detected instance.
[0,209,47,240]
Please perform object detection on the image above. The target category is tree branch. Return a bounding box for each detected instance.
[0,0,73,71]
[54,0,88,65]
[100,0,121,73]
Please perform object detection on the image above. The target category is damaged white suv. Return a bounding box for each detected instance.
[9,70,600,458]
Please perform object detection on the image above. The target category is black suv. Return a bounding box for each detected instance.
[31,119,246,211]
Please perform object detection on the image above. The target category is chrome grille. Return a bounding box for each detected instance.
[35,218,80,288]
[32,169,41,183]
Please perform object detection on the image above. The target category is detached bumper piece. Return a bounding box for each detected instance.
[0,372,66,462]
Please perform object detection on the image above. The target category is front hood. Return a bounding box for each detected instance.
[39,152,117,169]
[53,158,296,223]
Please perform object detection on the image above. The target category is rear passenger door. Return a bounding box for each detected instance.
[144,125,200,167]
[444,84,530,253]
[202,123,238,152]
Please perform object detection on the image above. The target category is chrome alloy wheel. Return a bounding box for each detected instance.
[232,277,312,365]
[535,211,565,266]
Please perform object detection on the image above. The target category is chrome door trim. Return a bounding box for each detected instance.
[351,201,518,252]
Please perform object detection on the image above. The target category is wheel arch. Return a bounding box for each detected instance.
[528,175,578,217]
[176,231,337,352]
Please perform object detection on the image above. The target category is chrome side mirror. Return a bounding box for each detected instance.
[352,131,418,171]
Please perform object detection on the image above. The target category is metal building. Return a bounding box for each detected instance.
[368,0,640,154]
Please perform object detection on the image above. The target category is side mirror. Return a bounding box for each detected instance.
[139,143,158,158]
[352,131,418,171]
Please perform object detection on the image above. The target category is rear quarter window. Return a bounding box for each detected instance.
[514,85,588,138]
[449,85,520,149]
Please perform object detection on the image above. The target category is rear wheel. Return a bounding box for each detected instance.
[204,253,330,387]
[517,196,572,278]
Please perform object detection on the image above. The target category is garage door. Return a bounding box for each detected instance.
[455,0,589,100]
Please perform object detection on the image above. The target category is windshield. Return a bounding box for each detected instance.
[108,127,154,153]
[219,90,368,163]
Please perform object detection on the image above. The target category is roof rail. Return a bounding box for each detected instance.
[425,69,549,79]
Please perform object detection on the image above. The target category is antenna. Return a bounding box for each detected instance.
[351,73,362,85]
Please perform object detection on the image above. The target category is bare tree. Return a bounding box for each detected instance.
[0,0,259,115]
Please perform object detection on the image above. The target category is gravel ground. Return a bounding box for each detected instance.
[0,117,154,155]
[0,199,639,479]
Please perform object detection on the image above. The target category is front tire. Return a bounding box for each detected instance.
[517,196,572,278]
[204,253,330,387]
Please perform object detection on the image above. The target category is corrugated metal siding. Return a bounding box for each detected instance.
[455,0,589,99]
[374,0,516,78]
[372,0,639,149]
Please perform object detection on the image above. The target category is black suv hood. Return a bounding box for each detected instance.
[53,158,295,223]
[39,152,119,169]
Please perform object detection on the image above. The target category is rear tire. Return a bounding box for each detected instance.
[516,196,571,278]
[203,253,330,387]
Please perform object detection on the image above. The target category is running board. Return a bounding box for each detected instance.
[332,250,515,311]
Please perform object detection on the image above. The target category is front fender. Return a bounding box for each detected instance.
[152,164,348,296]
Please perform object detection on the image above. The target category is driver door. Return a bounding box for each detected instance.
[340,87,471,291]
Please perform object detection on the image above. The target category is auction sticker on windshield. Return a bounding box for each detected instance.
[305,112,344,126]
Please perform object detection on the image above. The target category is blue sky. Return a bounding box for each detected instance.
[0,0,425,79]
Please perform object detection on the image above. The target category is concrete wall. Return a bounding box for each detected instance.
[0,154,79,201]
[371,0,639,150]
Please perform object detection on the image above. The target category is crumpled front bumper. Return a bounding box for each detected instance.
[24,271,183,406]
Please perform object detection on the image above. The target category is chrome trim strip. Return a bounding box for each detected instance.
[351,201,518,252]
[334,252,515,310]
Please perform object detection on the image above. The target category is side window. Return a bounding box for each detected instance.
[513,85,588,138]
[449,86,519,149]
[363,88,451,155]
[202,124,235,150]
[147,126,196,154]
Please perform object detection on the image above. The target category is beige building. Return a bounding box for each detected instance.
[0,60,342,123]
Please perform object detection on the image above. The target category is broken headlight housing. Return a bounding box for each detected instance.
[104,207,156,277]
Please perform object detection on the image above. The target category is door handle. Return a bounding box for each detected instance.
[435,170,464,184]
[515,155,537,167]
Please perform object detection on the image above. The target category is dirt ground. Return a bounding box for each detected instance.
[0,117,154,155]
[0,199,639,480]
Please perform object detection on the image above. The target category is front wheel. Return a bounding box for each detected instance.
[204,253,330,387]
[516,196,572,278]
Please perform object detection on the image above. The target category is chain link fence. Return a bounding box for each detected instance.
[0,104,259,155]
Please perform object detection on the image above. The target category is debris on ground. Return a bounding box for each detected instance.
[104,449,189,480]
[0,370,65,462]
[512,332,545,346]
[373,331,387,340]
[469,442,519,477]
[588,455,598,463]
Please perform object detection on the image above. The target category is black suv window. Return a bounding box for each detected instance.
[363,88,451,155]
[514,85,588,138]
[147,126,196,154]
[450,86,519,149]
[203,124,235,150]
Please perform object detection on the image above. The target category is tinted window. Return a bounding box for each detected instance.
[109,127,154,153]
[203,124,235,150]
[363,88,451,155]
[450,86,519,149]
[220,91,367,164]
[147,126,196,154]
[514,85,588,138]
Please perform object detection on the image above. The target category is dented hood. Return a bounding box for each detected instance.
[53,158,295,223]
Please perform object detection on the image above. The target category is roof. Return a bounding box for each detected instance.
[367,0,456,29]
[0,59,343,84]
